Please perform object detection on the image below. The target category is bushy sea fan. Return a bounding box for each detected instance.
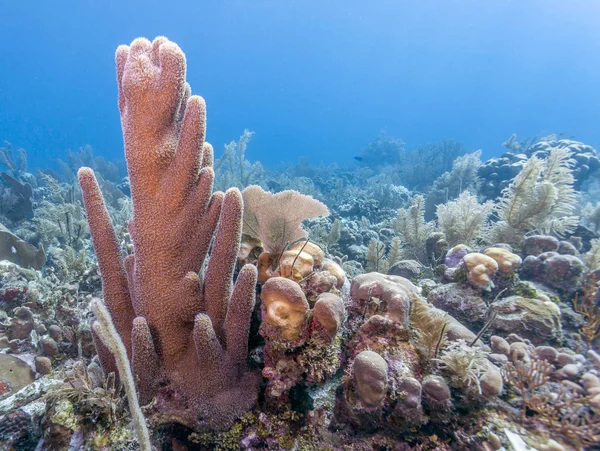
[436,191,494,247]
[489,148,578,244]
[584,238,600,271]
[214,129,264,191]
[581,201,600,233]
[424,150,483,219]
[393,194,434,263]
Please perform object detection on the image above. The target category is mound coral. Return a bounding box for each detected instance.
[78,37,259,431]
[352,350,389,410]
[463,252,498,289]
[259,258,346,405]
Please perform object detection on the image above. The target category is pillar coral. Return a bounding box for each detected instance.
[78,37,259,431]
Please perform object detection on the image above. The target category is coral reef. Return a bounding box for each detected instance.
[2,36,600,451]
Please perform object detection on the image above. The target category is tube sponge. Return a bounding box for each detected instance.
[79,37,259,431]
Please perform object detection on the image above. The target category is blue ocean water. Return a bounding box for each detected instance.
[1,0,599,169]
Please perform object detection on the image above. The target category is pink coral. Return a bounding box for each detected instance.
[79,37,258,431]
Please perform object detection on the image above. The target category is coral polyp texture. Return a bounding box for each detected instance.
[79,37,259,431]
[3,36,600,451]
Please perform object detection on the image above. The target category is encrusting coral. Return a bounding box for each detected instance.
[78,37,259,431]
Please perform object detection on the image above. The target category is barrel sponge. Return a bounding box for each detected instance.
[312,292,345,338]
[484,247,522,273]
[261,277,310,341]
[463,253,498,289]
[353,350,389,410]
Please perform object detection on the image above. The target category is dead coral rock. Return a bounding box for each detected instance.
[521,252,585,292]
[0,172,33,222]
[421,375,451,410]
[523,235,559,256]
[427,282,488,330]
[557,240,578,255]
[9,307,34,340]
[350,273,420,326]
[387,259,422,280]
[0,223,46,270]
[391,376,423,426]
[491,296,562,344]
[0,354,35,396]
[0,409,32,446]
[303,271,338,297]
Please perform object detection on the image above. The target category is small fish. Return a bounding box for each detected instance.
[354,156,363,162]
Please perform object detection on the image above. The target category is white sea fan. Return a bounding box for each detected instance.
[436,191,494,247]
[489,148,578,243]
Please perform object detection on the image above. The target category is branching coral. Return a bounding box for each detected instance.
[78,37,259,431]
[214,129,264,191]
[572,272,600,347]
[0,142,27,178]
[489,148,579,244]
[501,356,554,421]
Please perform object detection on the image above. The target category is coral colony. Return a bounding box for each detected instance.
[1,37,600,450]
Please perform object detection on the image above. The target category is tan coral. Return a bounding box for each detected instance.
[322,260,346,289]
[484,247,522,273]
[463,253,498,289]
[261,277,310,341]
[288,241,325,266]
[279,249,314,281]
[312,292,345,338]
[257,251,275,284]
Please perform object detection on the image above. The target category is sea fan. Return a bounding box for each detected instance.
[436,191,494,247]
[489,149,578,243]
[242,185,330,257]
